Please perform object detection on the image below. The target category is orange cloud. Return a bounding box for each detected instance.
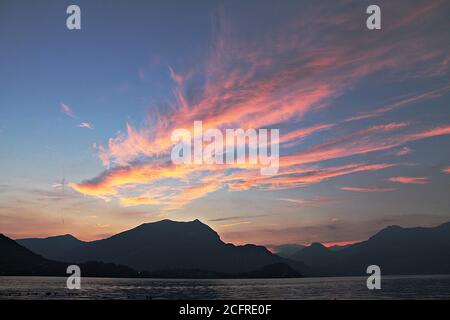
[442,167,450,174]
[70,162,196,197]
[322,240,361,248]
[72,123,449,208]
[163,174,224,211]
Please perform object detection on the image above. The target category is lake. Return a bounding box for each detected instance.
[1,275,450,300]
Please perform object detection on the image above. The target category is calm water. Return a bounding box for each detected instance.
[1,275,450,300]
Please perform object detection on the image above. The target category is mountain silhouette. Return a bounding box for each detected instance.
[291,221,450,276]
[18,234,85,262]
[17,219,310,276]
[16,219,450,277]
[0,234,137,277]
[0,233,62,276]
[2,233,303,278]
[327,244,352,251]
[267,244,306,258]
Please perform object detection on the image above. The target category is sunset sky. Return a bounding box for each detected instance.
[1,0,449,246]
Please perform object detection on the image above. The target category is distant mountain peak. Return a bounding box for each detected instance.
[385,225,403,230]
[49,234,79,240]
[17,233,82,243]
[369,224,404,240]
[290,220,450,276]
[140,218,206,227]
[436,221,450,230]
[309,242,328,250]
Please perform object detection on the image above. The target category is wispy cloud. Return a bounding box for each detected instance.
[219,221,251,228]
[393,147,412,156]
[339,186,398,192]
[60,103,77,118]
[209,214,268,222]
[281,125,450,167]
[78,122,93,129]
[279,123,335,146]
[443,166,450,174]
[277,197,334,208]
[345,86,450,122]
[387,176,429,184]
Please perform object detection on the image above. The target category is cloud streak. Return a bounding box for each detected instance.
[60,103,77,118]
[339,186,398,192]
[78,122,93,129]
[387,176,429,185]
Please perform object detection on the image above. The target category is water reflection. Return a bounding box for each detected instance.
[1,275,450,300]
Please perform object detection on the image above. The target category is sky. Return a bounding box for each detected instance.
[0,0,449,246]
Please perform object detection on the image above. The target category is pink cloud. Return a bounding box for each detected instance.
[282,125,450,167]
[393,147,412,156]
[60,103,77,118]
[442,167,450,174]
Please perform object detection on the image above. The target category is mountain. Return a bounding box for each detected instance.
[17,219,310,276]
[0,233,63,276]
[2,234,303,278]
[292,242,336,271]
[267,244,306,258]
[17,234,85,262]
[0,234,137,277]
[291,222,450,276]
[10,220,450,277]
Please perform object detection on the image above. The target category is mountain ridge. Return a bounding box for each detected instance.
[16,219,311,276]
[15,219,450,277]
[291,221,450,276]
[1,233,302,278]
